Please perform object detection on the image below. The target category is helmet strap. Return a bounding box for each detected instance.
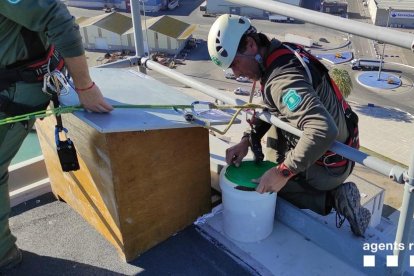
[255,54,266,74]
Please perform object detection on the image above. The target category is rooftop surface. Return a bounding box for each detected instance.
[7,193,254,276]
[6,68,414,276]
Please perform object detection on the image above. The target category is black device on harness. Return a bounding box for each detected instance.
[51,93,80,172]
[261,42,359,168]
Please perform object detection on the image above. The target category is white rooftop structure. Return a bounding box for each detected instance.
[375,0,414,10]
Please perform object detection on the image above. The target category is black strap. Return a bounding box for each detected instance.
[0,68,38,90]
[51,95,62,127]
[20,27,47,62]
[0,46,65,92]
[0,94,49,116]
[0,95,10,113]
[6,28,46,70]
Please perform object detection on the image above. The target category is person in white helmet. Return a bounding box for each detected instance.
[208,14,371,237]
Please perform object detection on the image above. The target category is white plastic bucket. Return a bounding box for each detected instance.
[219,161,277,242]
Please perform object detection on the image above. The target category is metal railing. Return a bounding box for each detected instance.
[107,1,414,274]
[227,0,414,51]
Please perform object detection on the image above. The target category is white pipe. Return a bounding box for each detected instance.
[130,0,146,73]
[226,0,414,51]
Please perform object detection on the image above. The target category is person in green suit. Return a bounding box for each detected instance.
[208,14,371,237]
[0,0,113,271]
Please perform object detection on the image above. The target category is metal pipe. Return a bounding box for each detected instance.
[226,0,414,51]
[141,58,407,182]
[377,8,391,81]
[130,0,146,73]
[393,151,414,273]
[95,57,140,68]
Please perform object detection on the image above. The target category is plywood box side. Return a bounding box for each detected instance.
[62,114,121,223]
[35,115,125,255]
[107,127,212,260]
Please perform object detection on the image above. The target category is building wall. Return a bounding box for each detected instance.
[374,8,388,26]
[387,10,414,28]
[367,0,414,28]
[120,30,187,55]
[140,0,163,12]
[374,8,414,28]
[367,0,377,24]
[206,0,265,18]
[320,1,347,15]
[146,29,185,54]
[206,0,300,19]
[80,25,134,51]
[67,0,126,10]
[80,25,189,54]
[125,0,165,12]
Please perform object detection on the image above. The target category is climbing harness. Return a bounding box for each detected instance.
[0,45,64,92]
[263,42,359,169]
[0,27,78,172]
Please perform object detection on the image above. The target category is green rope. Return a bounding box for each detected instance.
[0,106,81,126]
[0,103,265,126]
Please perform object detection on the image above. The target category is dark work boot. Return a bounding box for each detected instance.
[0,245,22,272]
[332,182,371,237]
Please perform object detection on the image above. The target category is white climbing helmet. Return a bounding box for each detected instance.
[207,14,252,69]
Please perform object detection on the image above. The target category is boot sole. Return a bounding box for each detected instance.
[340,182,371,236]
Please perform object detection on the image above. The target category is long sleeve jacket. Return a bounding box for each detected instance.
[0,0,84,69]
[259,39,350,173]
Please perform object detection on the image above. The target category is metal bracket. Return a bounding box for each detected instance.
[389,165,407,184]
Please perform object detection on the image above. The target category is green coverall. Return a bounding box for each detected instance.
[0,0,84,259]
[260,40,355,215]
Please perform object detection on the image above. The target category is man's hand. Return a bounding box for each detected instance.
[226,136,249,166]
[77,83,113,113]
[64,55,113,113]
[255,167,289,194]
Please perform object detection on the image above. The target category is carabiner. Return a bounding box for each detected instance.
[43,70,71,96]
[55,126,69,147]
[191,101,216,115]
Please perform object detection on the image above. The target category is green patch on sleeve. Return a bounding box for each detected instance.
[282,89,302,111]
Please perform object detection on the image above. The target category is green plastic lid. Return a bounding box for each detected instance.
[225,160,277,188]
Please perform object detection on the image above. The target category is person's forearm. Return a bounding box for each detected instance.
[64,55,113,112]
[64,55,93,90]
